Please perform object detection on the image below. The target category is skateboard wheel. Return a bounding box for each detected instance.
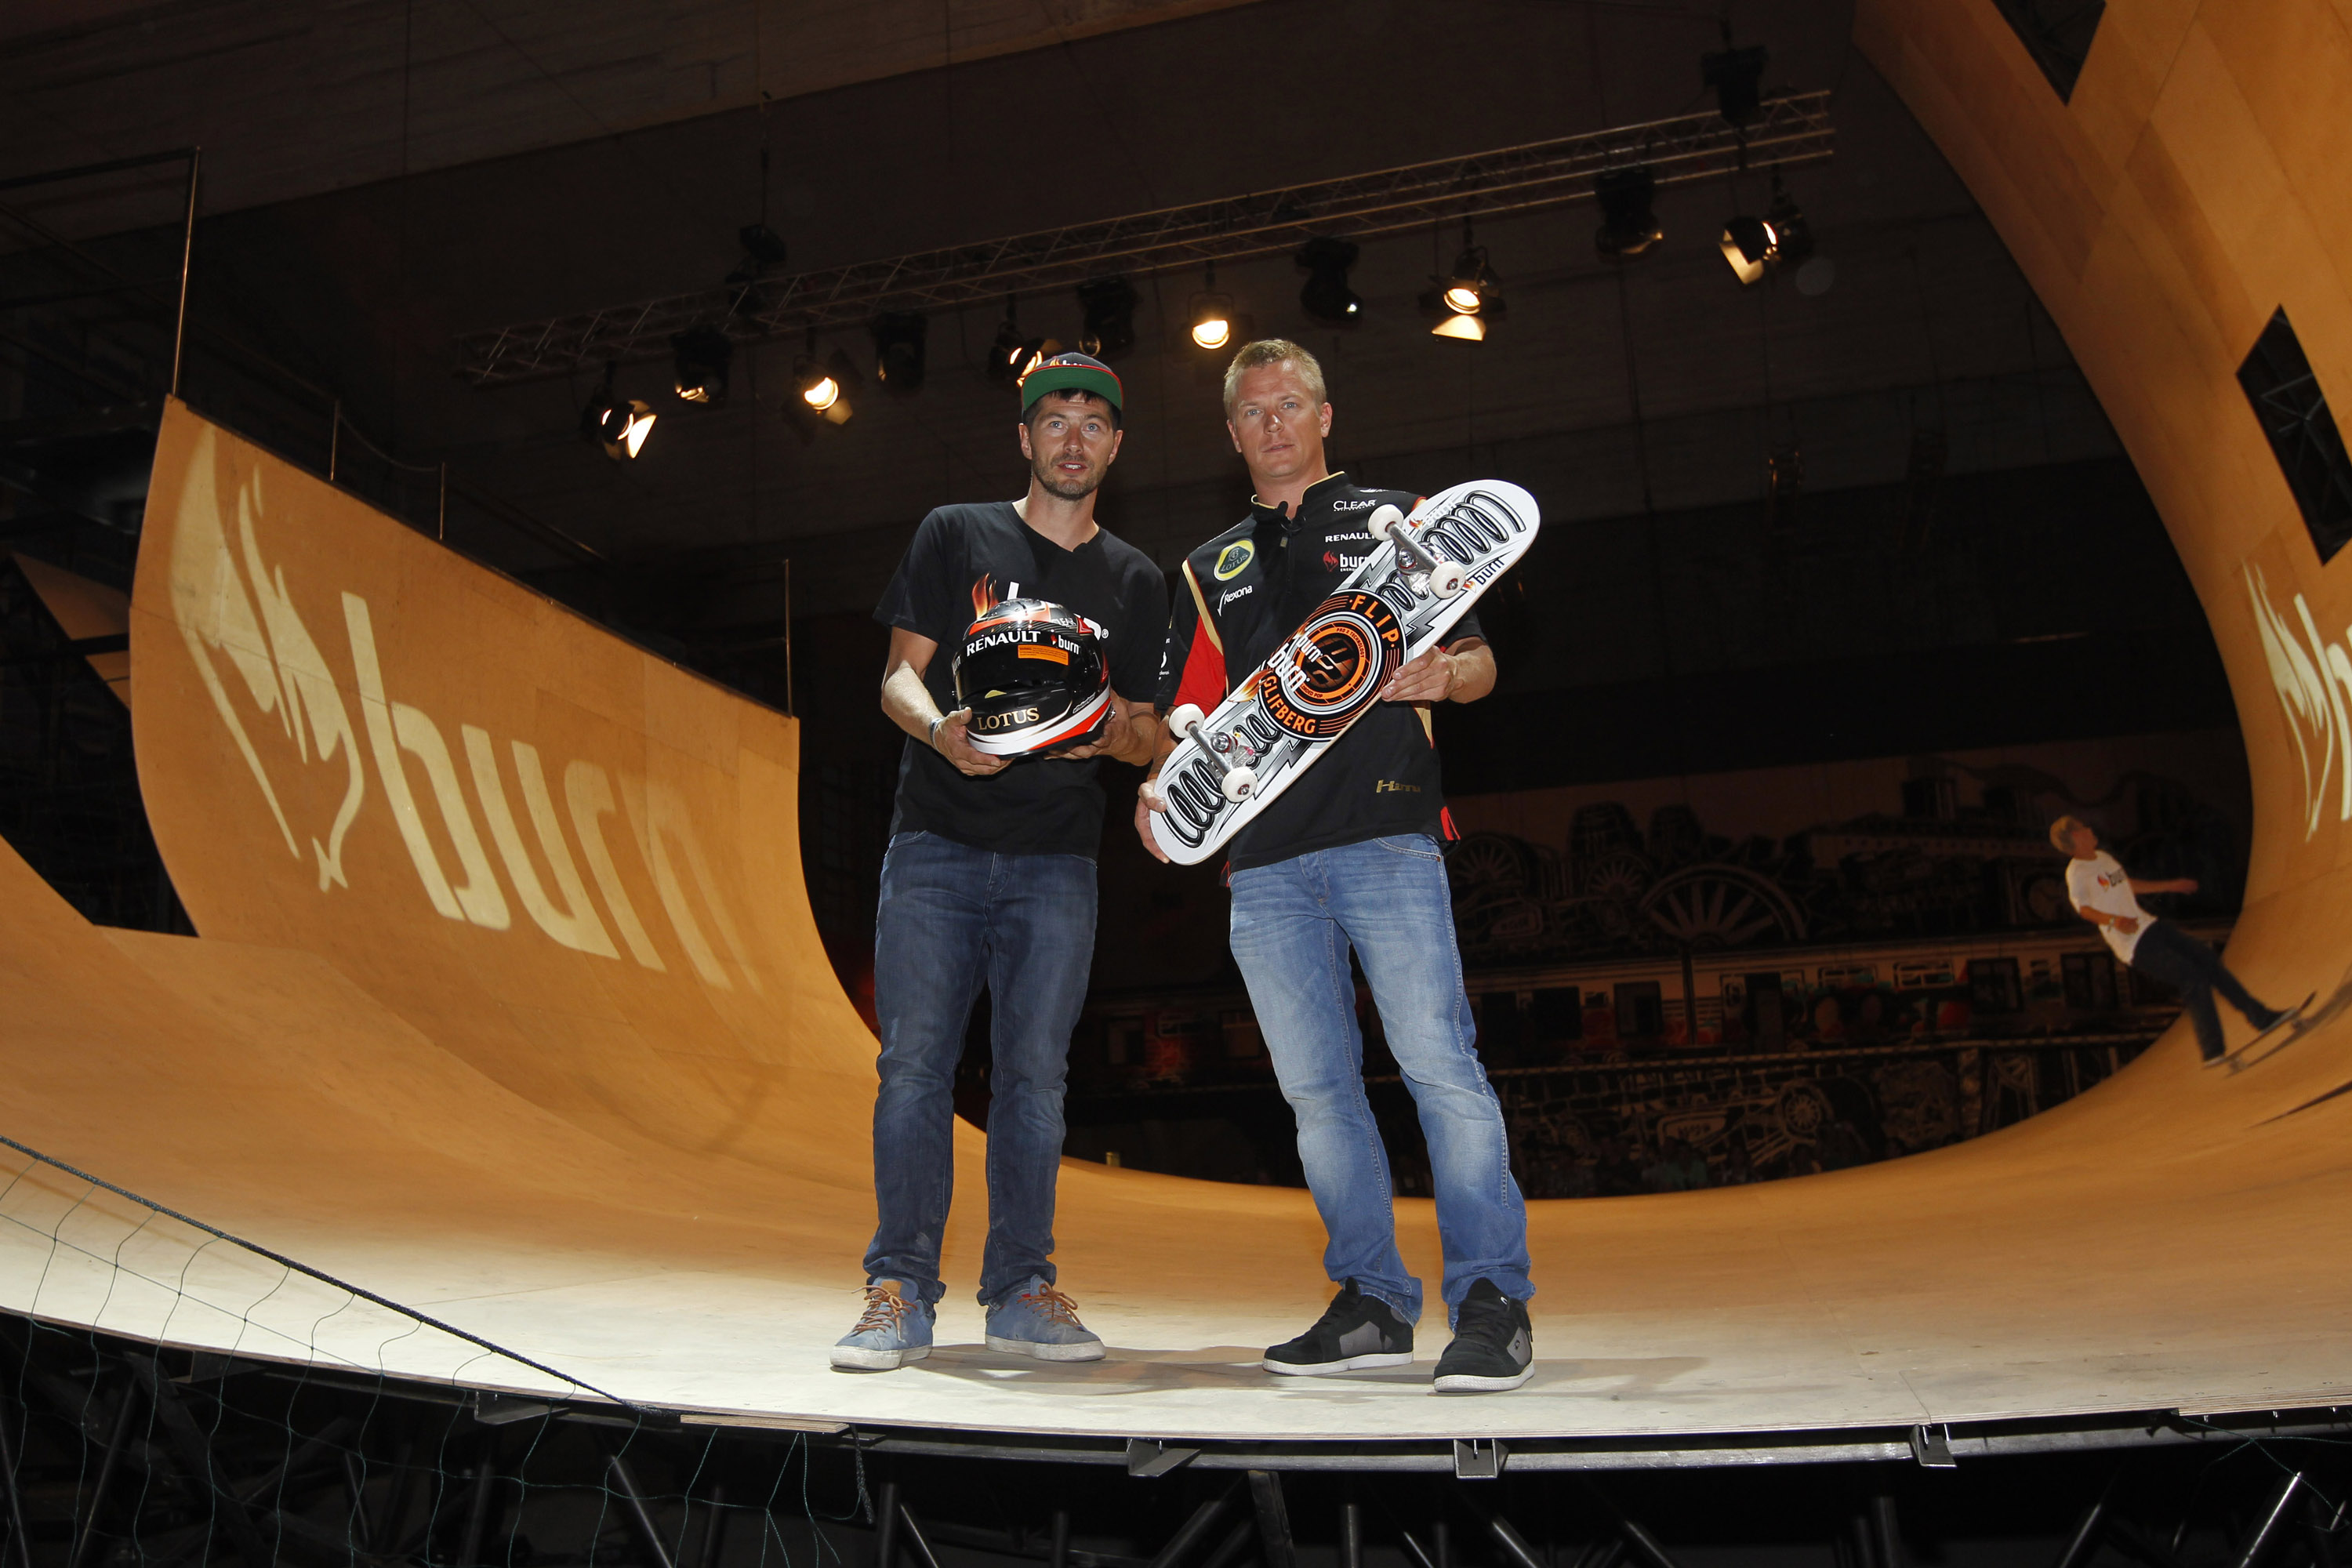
[1221,765,1258,804]
[1367,504,1404,541]
[1168,703,1204,738]
[1428,561,1468,599]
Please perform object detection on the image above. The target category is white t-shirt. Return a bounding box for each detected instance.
[2067,850,2152,963]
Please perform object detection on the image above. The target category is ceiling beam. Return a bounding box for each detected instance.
[456,92,1834,387]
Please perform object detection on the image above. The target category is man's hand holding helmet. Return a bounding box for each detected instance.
[925,706,1009,776]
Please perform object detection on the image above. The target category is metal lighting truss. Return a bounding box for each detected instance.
[457,90,1832,387]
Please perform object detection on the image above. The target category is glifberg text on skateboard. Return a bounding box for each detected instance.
[1149,479,1541,865]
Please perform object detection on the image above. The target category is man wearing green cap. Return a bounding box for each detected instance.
[835,353,1169,1371]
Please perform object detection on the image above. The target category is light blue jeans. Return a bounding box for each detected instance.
[1229,834,1532,1324]
[865,831,1097,1307]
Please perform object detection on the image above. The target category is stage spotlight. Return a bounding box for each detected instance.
[1420,284,1504,341]
[1189,266,1234,350]
[1764,176,1813,266]
[670,327,732,404]
[871,312,927,394]
[791,337,858,430]
[1296,236,1362,325]
[1703,43,1769,126]
[1720,176,1812,286]
[1076,275,1140,360]
[1442,226,1495,315]
[1595,167,1663,259]
[985,299,1051,384]
[581,367,655,460]
[1720,214,1775,285]
[737,223,789,269]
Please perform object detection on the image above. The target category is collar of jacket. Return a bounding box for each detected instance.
[1247,470,1351,533]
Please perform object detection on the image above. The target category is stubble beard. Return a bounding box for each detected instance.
[1035,457,1103,501]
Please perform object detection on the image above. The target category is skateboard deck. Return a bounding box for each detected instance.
[1148,479,1541,866]
[2216,991,2316,1073]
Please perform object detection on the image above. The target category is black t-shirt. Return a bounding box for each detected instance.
[1156,473,1481,872]
[876,502,1169,858]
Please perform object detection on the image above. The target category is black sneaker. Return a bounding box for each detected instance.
[1433,1279,1534,1393]
[1262,1280,1414,1375]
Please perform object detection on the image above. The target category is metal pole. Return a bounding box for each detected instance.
[1250,1472,1296,1568]
[783,557,794,715]
[329,400,341,481]
[0,1396,31,1568]
[1194,1518,1257,1568]
[896,1504,945,1568]
[459,1457,497,1568]
[608,1454,679,1568]
[169,148,201,398]
[1341,1502,1363,1568]
[2051,1495,2108,1568]
[692,1484,728,1568]
[2233,1474,2307,1568]
[67,1380,141,1568]
[1148,1485,1240,1568]
[438,462,448,541]
[1868,1496,1902,1568]
[1050,1510,1070,1568]
[1487,1515,1546,1568]
[874,1481,900,1568]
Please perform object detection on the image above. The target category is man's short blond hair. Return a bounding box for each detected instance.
[2048,815,2089,853]
[1222,339,1328,417]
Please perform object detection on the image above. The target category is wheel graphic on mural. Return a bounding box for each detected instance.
[1581,851,1653,903]
[1639,864,1807,949]
[1448,833,1533,894]
[1773,1080,1835,1144]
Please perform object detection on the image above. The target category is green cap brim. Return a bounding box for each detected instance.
[1021,360,1123,412]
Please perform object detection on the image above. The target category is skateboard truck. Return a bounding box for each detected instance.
[1369,504,1467,599]
[1168,703,1259,802]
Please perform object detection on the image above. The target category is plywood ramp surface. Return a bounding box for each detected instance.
[13,0,2352,1428]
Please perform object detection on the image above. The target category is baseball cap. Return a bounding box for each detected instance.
[1019,351,1123,412]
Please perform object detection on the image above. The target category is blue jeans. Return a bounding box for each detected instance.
[865,831,1097,1306]
[1229,834,1531,1324]
[2127,919,2276,1062]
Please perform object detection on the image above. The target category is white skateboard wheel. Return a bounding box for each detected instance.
[1367,504,1404,541]
[1169,703,1204,738]
[1428,561,1468,598]
[1221,765,1258,803]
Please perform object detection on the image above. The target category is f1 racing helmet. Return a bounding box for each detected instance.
[953,598,1112,757]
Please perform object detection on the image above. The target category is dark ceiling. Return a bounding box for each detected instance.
[4,0,2096,585]
[0,0,2219,775]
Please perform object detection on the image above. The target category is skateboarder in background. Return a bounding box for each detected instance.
[2053,815,2303,1067]
[834,354,1169,1371]
[1138,339,1537,1393]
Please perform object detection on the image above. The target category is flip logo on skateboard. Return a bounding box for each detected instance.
[1262,591,1404,740]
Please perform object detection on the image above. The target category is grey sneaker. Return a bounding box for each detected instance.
[830,1280,934,1370]
[984,1276,1105,1362]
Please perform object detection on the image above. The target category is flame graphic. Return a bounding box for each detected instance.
[971,574,1000,618]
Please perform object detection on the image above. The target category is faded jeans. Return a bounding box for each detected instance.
[1229,833,1532,1324]
[864,831,1096,1306]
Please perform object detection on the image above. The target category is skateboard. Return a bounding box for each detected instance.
[2212,991,2317,1073]
[1147,479,1541,866]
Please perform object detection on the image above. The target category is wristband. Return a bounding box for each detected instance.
[927,714,948,750]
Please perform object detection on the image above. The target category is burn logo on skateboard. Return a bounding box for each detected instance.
[1263,591,1403,740]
